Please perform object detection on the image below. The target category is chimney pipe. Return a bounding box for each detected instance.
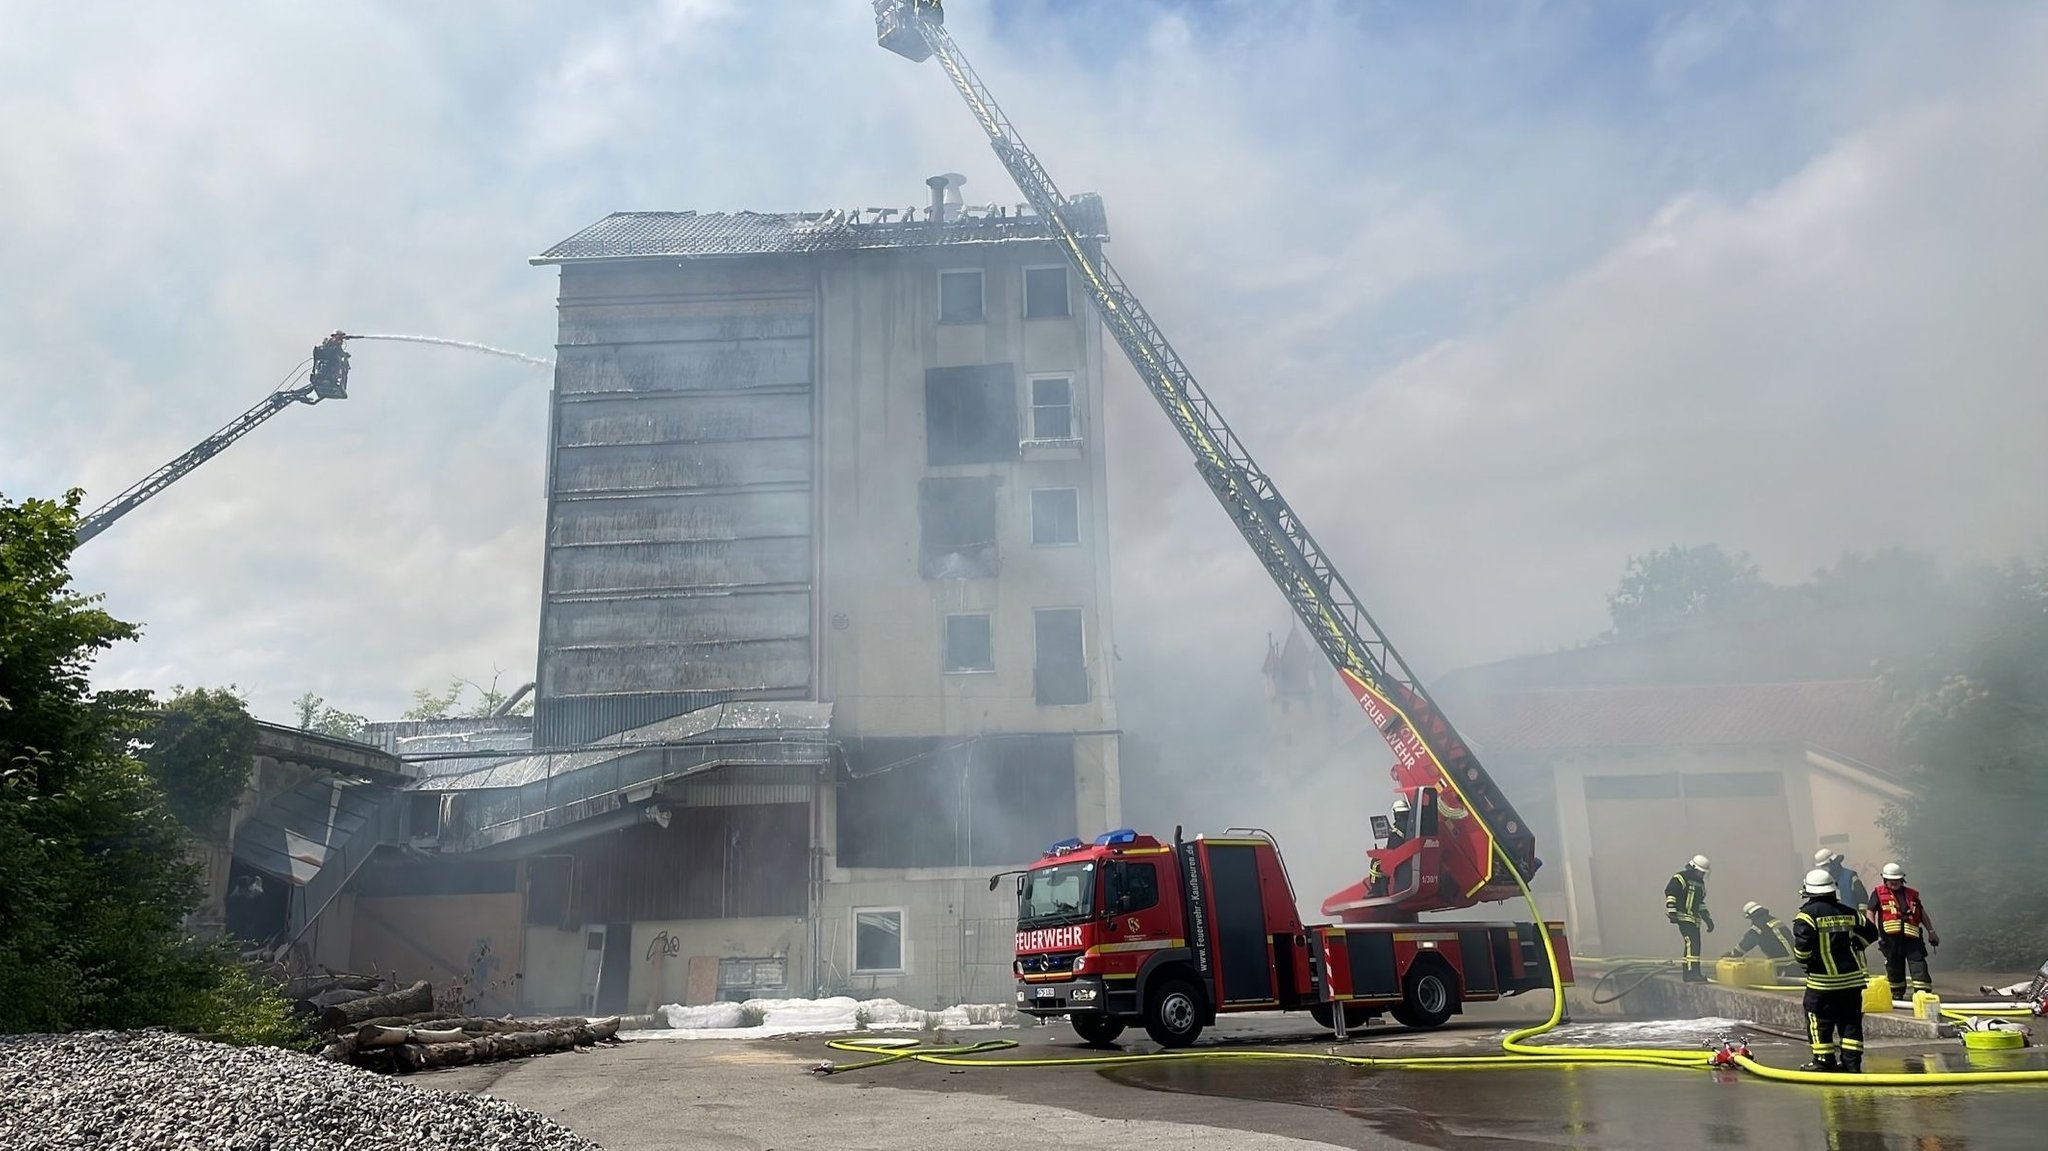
[926,175,948,223]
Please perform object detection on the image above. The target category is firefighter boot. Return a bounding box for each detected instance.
[1801,1055,1840,1073]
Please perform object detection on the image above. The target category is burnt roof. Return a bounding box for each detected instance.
[532,194,1109,265]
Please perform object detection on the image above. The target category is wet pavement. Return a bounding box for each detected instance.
[806,1009,2048,1150]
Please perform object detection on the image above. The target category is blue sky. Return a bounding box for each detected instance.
[2,0,2045,745]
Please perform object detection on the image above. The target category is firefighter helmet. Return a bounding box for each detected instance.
[1881,862,1905,881]
[1391,797,1410,814]
[1803,868,1839,896]
[1742,901,1763,917]
[1689,854,1711,873]
[1813,848,1836,865]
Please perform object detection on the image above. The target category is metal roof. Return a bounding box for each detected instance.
[531,195,1109,265]
[231,774,405,939]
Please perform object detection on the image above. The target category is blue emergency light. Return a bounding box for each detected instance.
[1045,836,1086,856]
[1094,828,1139,846]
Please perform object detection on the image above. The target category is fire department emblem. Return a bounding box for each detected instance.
[1126,916,1141,933]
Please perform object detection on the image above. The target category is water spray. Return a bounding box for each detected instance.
[343,333,554,368]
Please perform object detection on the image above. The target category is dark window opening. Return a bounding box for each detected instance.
[939,269,984,323]
[944,613,994,673]
[926,364,1018,465]
[855,909,903,972]
[1114,861,1160,914]
[1024,266,1070,318]
[1034,607,1088,705]
[526,855,577,927]
[1029,377,1074,442]
[566,804,808,922]
[921,476,999,579]
[1030,488,1080,546]
[837,735,1078,868]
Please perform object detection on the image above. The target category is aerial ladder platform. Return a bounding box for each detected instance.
[874,0,1540,922]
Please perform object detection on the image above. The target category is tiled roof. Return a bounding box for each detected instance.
[1446,680,1902,771]
[531,194,1108,264]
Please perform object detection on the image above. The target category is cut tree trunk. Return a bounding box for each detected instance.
[285,973,381,1000]
[386,1018,622,1073]
[321,980,433,1031]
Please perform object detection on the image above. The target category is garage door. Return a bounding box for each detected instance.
[1585,771,1799,961]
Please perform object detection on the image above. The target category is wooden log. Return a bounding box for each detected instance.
[383,1021,618,1072]
[412,1028,469,1045]
[309,987,375,1010]
[355,1025,413,1050]
[350,1012,448,1030]
[316,1034,358,1063]
[284,973,381,1000]
[321,980,432,1031]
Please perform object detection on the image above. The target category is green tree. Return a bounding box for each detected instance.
[1881,560,2048,967]
[403,669,533,721]
[140,686,258,834]
[292,691,367,740]
[1606,543,1771,638]
[0,490,302,1044]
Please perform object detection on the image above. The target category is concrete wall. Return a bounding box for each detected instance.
[349,893,525,1016]
[521,925,589,1015]
[624,916,809,1015]
[1805,755,1900,877]
[815,873,1018,1009]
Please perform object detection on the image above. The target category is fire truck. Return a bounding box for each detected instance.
[878,0,1572,1046]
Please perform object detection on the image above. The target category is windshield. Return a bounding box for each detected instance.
[1017,861,1096,927]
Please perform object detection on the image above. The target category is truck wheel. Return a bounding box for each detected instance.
[1071,1014,1126,1047]
[1309,1003,1371,1032]
[1390,964,1457,1029]
[1142,977,1206,1048]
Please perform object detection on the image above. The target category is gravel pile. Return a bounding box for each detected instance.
[0,1032,602,1151]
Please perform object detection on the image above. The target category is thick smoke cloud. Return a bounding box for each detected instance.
[2,0,2044,758]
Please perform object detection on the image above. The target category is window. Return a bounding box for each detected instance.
[1113,861,1160,915]
[854,908,904,973]
[836,735,1079,868]
[716,956,788,1001]
[944,612,994,672]
[1024,266,1069,318]
[926,364,1019,465]
[1029,377,1074,442]
[939,269,984,323]
[921,477,999,578]
[1030,488,1080,546]
[1034,607,1087,705]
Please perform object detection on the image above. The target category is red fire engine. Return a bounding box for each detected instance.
[1002,827,1569,1047]
[880,0,1573,1047]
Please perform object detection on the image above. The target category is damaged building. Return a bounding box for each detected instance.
[226,177,1122,1014]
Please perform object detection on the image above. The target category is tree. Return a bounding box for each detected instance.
[292,691,367,740]
[403,669,533,721]
[0,490,301,1042]
[139,686,258,834]
[1881,560,2048,967]
[1605,544,1771,638]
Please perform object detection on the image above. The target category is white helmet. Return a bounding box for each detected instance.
[1803,868,1839,896]
[1881,862,1905,881]
[1689,854,1710,874]
[1391,797,1410,814]
[1813,848,1837,866]
[1742,901,1763,917]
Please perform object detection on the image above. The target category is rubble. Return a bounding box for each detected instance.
[0,1031,601,1151]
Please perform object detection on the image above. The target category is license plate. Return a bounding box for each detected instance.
[1034,986,1058,999]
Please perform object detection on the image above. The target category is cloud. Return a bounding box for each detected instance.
[1,0,2043,752]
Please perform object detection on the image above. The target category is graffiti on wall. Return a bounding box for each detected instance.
[645,930,683,963]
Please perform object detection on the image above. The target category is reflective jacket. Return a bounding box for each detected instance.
[1735,910,1795,960]
[1664,868,1710,926]
[1873,881,1933,939]
[1793,894,1882,991]
[1826,861,1871,910]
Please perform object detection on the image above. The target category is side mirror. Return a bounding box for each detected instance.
[988,875,1001,891]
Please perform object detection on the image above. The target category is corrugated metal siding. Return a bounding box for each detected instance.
[536,264,816,747]
[569,803,810,922]
[677,763,819,807]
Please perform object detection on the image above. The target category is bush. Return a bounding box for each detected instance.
[736,1002,767,1028]
[172,951,311,1049]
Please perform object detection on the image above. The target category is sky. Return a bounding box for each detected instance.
[3,0,2045,740]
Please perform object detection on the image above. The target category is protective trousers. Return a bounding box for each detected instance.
[1803,988,1864,1072]
[1677,921,1702,981]
[1881,936,1933,995]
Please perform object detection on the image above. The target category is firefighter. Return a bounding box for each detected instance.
[1813,848,1871,914]
[1365,797,1411,897]
[1792,866,1882,1073]
[1871,862,1939,997]
[1724,900,1799,977]
[1664,854,1714,983]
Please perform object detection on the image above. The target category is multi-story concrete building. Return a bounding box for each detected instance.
[304,180,1122,1015]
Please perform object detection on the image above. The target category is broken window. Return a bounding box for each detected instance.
[836,735,1079,867]
[1029,376,1074,442]
[920,476,999,579]
[1030,487,1080,547]
[1024,266,1069,318]
[939,269,984,323]
[926,364,1019,465]
[1034,607,1088,705]
[854,908,904,972]
[944,612,994,673]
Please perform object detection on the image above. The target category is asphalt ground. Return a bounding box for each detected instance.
[429,1003,2048,1150]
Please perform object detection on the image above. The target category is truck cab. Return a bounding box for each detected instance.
[1003,827,1570,1048]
